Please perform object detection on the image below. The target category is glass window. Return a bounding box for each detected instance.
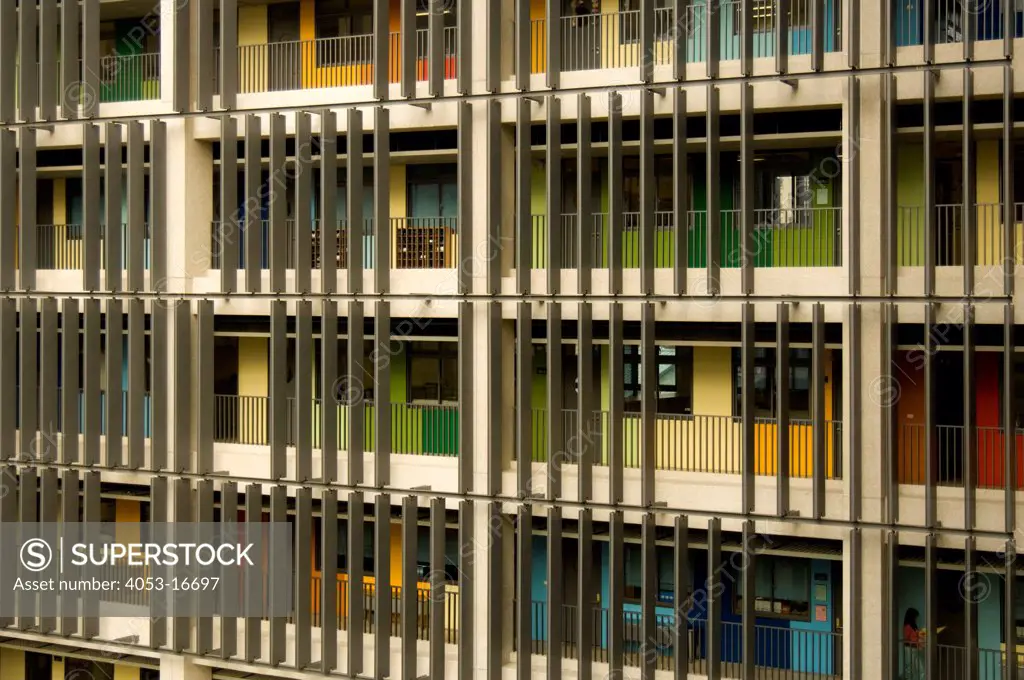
[624,544,678,603]
[624,346,693,414]
[735,557,811,621]
[622,156,676,215]
[732,348,814,419]
[619,0,671,43]
[408,341,459,404]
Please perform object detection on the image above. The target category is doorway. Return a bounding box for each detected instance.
[268,2,301,91]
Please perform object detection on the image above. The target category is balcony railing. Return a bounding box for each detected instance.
[20,54,161,109]
[524,408,843,479]
[530,2,842,75]
[898,423,1024,490]
[209,217,459,271]
[218,28,458,95]
[35,223,152,271]
[894,0,1024,46]
[897,203,1024,267]
[19,389,152,438]
[213,395,459,457]
[528,208,843,269]
[519,603,842,678]
[900,641,1023,679]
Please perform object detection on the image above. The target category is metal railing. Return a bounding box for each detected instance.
[213,395,460,457]
[898,423,1024,490]
[899,641,1022,679]
[894,0,1024,46]
[210,217,458,271]
[519,603,842,678]
[19,55,161,109]
[527,207,842,269]
[36,223,152,271]
[524,408,843,479]
[530,2,842,75]
[306,577,459,643]
[223,28,458,95]
[897,203,1024,267]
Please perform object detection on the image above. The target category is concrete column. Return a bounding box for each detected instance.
[850,529,887,680]
[163,119,213,289]
[159,654,212,680]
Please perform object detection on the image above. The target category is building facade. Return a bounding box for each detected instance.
[0,1,1020,680]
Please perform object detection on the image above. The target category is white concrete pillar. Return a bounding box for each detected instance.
[158,654,211,680]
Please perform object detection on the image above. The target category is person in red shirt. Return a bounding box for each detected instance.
[902,608,925,680]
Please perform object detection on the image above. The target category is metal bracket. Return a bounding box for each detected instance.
[781,79,799,89]
[409,102,432,111]
[647,87,667,97]
[27,124,54,133]
[524,96,543,105]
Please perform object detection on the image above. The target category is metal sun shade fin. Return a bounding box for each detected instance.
[103,299,123,468]
[0,2,14,122]
[884,75,898,294]
[777,303,791,517]
[18,300,38,462]
[925,533,938,678]
[348,301,365,485]
[673,88,688,294]
[170,478,191,650]
[294,488,312,669]
[148,476,167,647]
[487,302,503,494]
[1005,304,1017,533]
[640,0,654,83]
[673,0,687,80]
[81,0,100,119]
[812,302,826,518]
[775,0,790,73]
[270,300,287,480]
[375,301,391,488]
[173,301,192,472]
[400,0,415,98]
[320,489,339,671]
[673,516,690,680]
[846,0,859,67]
[924,303,937,529]
[608,511,624,678]
[374,494,391,679]
[457,102,472,293]
[740,0,753,76]
[347,491,365,676]
[220,116,239,292]
[82,299,101,466]
[427,0,443,96]
[886,303,900,523]
[706,517,722,678]
[269,113,286,293]
[608,92,623,294]
[39,300,58,464]
[848,303,861,520]
[515,0,530,91]
[347,109,364,295]
[195,480,215,656]
[81,471,101,638]
[219,481,239,659]
[741,301,755,514]
[374,107,391,294]
[515,504,532,680]
[17,469,38,632]
[516,99,531,294]
[196,300,214,475]
[516,301,533,496]
[609,302,625,503]
[640,303,656,507]
[220,0,238,109]
[429,498,445,680]
[268,486,287,665]
[0,465,15,630]
[486,100,502,295]
[1004,65,1015,296]
[18,0,37,122]
[0,131,14,290]
[105,123,123,292]
[579,94,593,293]
[848,76,861,294]
[546,0,560,89]
[964,537,978,680]
[151,301,168,471]
[706,85,720,294]
[322,301,339,483]
[83,124,101,290]
[486,503,503,680]
[963,70,976,296]
[0,301,10,462]
[546,95,562,291]
[963,304,976,530]
[321,111,338,294]
[244,484,262,662]
[195,0,213,111]
[244,115,262,293]
[740,84,754,294]
[579,302,594,502]
[457,0,471,95]
[295,301,313,482]
[61,298,80,465]
[19,129,36,291]
[640,513,656,680]
[151,121,167,293]
[485,0,499,92]
[577,508,593,680]
[547,304,563,499]
[811,0,825,69]
[373,0,389,101]
[58,470,79,635]
[1006,546,1019,680]
[172,0,190,112]
[741,520,757,680]
[458,301,473,493]
[547,507,563,680]
[401,496,417,680]
[127,299,145,470]
[295,113,313,294]
[126,121,145,292]
[640,90,654,295]
[706,0,720,77]
[848,529,861,680]
[458,501,474,680]
[924,71,936,296]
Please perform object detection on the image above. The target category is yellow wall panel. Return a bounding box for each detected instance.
[0,649,25,680]
[238,5,268,45]
[51,658,62,680]
[113,666,139,680]
[693,346,734,416]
